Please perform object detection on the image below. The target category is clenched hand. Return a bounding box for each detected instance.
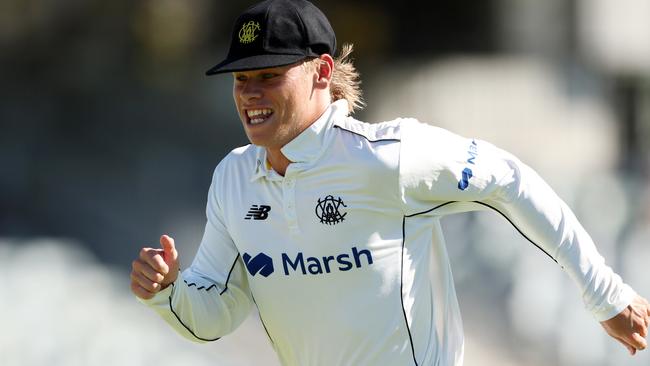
[601,295,650,355]
[130,235,180,300]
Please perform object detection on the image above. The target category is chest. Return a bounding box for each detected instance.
[229,166,402,251]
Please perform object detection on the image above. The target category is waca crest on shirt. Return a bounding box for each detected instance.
[315,195,347,225]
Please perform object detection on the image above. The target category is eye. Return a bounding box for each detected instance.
[261,73,277,80]
[234,74,248,82]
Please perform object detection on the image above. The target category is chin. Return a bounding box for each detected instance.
[246,135,270,148]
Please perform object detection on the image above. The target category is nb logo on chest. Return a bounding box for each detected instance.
[245,205,271,220]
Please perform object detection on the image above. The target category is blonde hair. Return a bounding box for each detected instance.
[303,44,365,114]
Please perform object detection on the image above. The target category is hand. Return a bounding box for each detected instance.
[601,295,650,355]
[130,235,180,300]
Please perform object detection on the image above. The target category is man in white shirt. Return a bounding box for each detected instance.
[129,0,650,364]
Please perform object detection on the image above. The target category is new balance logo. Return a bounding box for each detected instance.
[242,252,274,277]
[245,205,271,220]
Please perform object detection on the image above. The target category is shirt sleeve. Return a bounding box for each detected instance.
[399,118,635,321]
[139,165,253,342]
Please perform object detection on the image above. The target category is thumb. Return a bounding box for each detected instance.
[160,234,178,265]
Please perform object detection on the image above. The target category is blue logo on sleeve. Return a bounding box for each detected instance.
[242,252,274,277]
[457,167,473,190]
[457,139,478,191]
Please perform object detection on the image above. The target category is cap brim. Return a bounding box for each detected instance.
[205,54,309,75]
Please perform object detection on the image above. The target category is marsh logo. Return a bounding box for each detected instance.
[458,139,478,191]
[242,252,274,277]
[458,168,473,190]
[242,247,373,277]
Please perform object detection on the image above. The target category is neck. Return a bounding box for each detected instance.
[265,100,332,176]
[266,147,291,176]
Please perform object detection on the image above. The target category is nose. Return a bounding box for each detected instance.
[239,79,263,102]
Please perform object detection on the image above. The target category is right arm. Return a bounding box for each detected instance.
[130,171,253,342]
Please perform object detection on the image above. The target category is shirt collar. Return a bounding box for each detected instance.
[251,99,349,181]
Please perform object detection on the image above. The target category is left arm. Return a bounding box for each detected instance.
[399,119,650,353]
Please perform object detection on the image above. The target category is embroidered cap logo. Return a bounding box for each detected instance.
[238,21,261,44]
[315,195,347,225]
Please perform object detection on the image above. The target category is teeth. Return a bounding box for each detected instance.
[246,108,273,118]
[246,108,273,125]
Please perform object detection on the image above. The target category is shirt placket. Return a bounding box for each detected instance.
[282,167,300,234]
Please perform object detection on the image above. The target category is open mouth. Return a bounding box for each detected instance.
[246,108,274,125]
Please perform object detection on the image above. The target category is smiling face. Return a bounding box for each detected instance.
[232,61,327,151]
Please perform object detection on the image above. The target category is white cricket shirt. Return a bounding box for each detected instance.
[142,99,635,366]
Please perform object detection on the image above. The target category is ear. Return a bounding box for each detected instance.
[314,54,334,87]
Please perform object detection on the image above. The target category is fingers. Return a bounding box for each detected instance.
[630,298,650,345]
[132,258,165,283]
[602,297,650,356]
[139,247,170,275]
[630,332,648,352]
[637,317,648,338]
[130,281,155,300]
[630,309,647,338]
[130,269,162,293]
[130,267,159,300]
[130,257,166,299]
[130,247,170,299]
[130,235,181,299]
[639,297,650,326]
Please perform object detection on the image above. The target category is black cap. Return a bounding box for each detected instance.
[205,0,336,75]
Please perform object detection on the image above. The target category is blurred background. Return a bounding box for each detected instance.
[1,0,649,365]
